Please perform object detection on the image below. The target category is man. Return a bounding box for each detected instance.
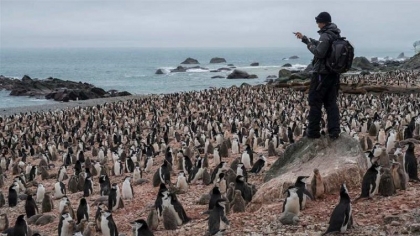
[294,12,341,140]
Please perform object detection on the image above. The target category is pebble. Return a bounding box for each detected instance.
[390,221,401,226]
[409,223,420,232]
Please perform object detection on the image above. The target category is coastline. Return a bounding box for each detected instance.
[0,94,147,117]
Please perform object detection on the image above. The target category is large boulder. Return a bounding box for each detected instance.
[401,53,420,70]
[353,57,374,70]
[278,69,291,78]
[155,69,165,74]
[22,75,32,83]
[282,63,292,67]
[170,66,187,73]
[210,57,226,63]
[180,57,199,64]
[289,55,299,59]
[248,134,366,212]
[397,52,406,59]
[250,62,259,66]
[227,69,257,79]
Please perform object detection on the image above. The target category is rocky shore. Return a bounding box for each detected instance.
[0,75,132,102]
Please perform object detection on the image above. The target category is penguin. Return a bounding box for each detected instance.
[108,183,122,211]
[231,138,240,154]
[282,186,300,215]
[95,203,107,232]
[323,183,353,235]
[213,147,221,166]
[122,176,134,200]
[114,160,123,176]
[208,186,222,212]
[202,167,211,185]
[391,161,407,190]
[25,194,39,218]
[29,165,38,181]
[59,196,75,218]
[83,176,93,197]
[0,191,4,208]
[0,214,8,232]
[378,167,396,196]
[131,219,154,236]
[208,199,229,235]
[294,176,314,210]
[403,141,420,182]
[42,193,54,213]
[241,144,253,169]
[356,162,381,201]
[13,215,29,236]
[8,183,18,207]
[158,159,171,185]
[250,154,267,174]
[68,174,79,193]
[100,210,118,236]
[236,162,248,183]
[210,161,228,184]
[58,213,74,236]
[54,181,67,199]
[144,156,153,173]
[99,174,111,196]
[34,183,45,203]
[126,157,135,173]
[76,198,90,224]
[188,156,205,184]
[58,165,68,182]
[182,155,193,176]
[162,192,180,230]
[230,189,246,213]
[311,168,325,200]
[176,171,189,193]
[216,172,227,195]
[133,165,142,183]
[234,175,252,202]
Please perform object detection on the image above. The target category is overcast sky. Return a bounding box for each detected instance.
[1,0,419,49]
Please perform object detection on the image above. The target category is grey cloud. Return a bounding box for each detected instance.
[1,0,419,48]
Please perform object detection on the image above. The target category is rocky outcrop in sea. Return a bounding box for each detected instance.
[0,75,131,102]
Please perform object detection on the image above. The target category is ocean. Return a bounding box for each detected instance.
[0,47,415,109]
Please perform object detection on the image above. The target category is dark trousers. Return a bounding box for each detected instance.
[306,73,340,138]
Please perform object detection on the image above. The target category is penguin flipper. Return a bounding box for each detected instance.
[303,189,314,201]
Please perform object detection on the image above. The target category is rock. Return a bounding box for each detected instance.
[401,53,420,70]
[180,57,199,64]
[383,215,404,224]
[217,68,231,72]
[397,52,406,59]
[170,66,187,73]
[227,69,256,79]
[266,75,277,79]
[250,62,259,66]
[390,221,401,226]
[210,57,226,63]
[155,69,165,74]
[289,55,299,59]
[115,91,131,97]
[353,57,374,70]
[409,223,420,232]
[371,57,379,63]
[90,87,107,96]
[360,70,371,76]
[227,64,234,66]
[211,76,225,79]
[35,214,56,226]
[282,63,292,67]
[22,75,32,83]
[279,212,299,225]
[249,134,366,212]
[248,74,258,79]
[278,69,292,78]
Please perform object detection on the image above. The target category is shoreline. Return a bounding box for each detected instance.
[0,94,148,117]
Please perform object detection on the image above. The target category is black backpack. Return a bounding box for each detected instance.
[326,34,354,74]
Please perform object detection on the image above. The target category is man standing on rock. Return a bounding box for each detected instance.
[294,12,341,140]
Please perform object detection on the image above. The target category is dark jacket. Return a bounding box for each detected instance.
[303,23,341,74]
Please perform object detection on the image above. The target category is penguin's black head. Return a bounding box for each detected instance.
[339,183,350,198]
[235,175,244,183]
[216,199,226,208]
[80,198,87,205]
[159,183,168,192]
[296,176,309,184]
[132,219,148,229]
[16,214,25,222]
[218,172,225,179]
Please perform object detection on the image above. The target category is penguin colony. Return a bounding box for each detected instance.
[0,70,419,235]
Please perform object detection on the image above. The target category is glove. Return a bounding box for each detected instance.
[301,36,310,45]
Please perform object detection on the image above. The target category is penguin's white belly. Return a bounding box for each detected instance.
[122,184,132,199]
[219,216,227,231]
[302,195,307,209]
[341,205,352,233]
[242,154,251,169]
[285,195,300,215]
[177,178,188,191]
[36,189,45,203]
[101,220,111,236]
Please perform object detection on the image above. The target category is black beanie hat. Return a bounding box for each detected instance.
[315,12,331,23]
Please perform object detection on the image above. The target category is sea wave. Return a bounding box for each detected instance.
[186,68,210,73]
